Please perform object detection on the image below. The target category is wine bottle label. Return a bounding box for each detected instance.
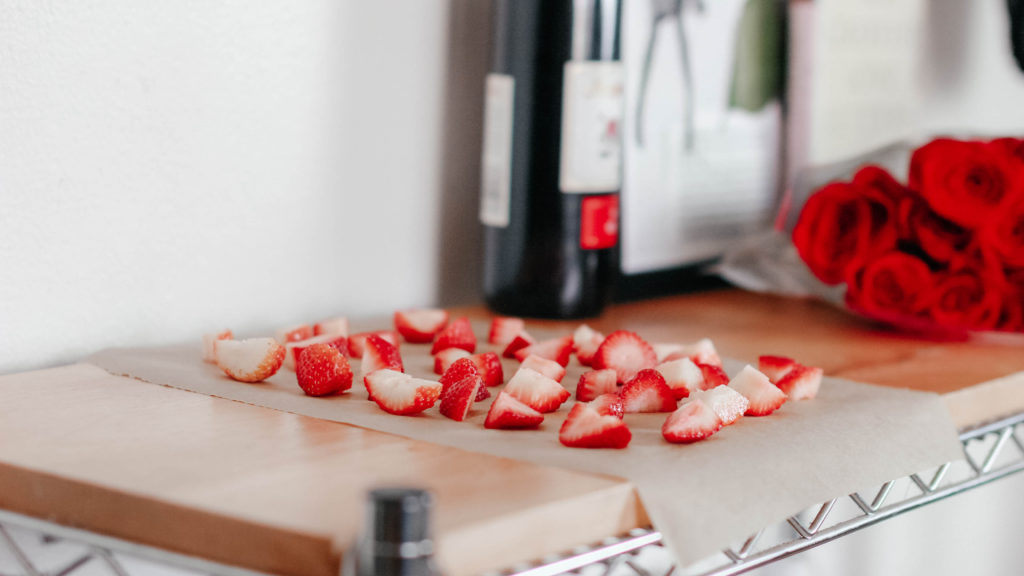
[559,61,624,194]
[580,195,619,250]
[479,73,515,228]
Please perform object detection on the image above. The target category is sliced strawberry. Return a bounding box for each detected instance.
[728,365,786,416]
[559,403,632,449]
[348,330,399,358]
[364,370,442,415]
[484,391,544,429]
[394,308,450,343]
[573,324,605,367]
[514,336,573,367]
[504,368,570,413]
[276,324,314,345]
[693,386,749,426]
[661,338,722,367]
[201,330,233,363]
[662,399,724,444]
[592,330,658,384]
[296,343,353,397]
[619,369,677,413]
[361,335,404,381]
[519,354,566,383]
[440,358,478,393]
[313,317,349,337]
[439,374,482,421]
[431,317,476,355]
[470,352,504,387]
[776,364,823,400]
[588,393,624,419]
[488,316,525,346]
[655,358,704,400]
[652,342,685,363]
[434,347,471,374]
[696,362,730,390]
[758,355,798,383]
[575,369,618,402]
[215,338,285,383]
[284,333,348,371]
[475,384,492,402]
[502,331,535,358]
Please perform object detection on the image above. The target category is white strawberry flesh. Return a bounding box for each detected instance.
[313,317,349,337]
[693,385,749,426]
[728,365,787,416]
[395,308,450,343]
[777,364,823,400]
[215,338,285,383]
[655,357,704,400]
[504,368,570,413]
[364,369,442,415]
[201,330,233,363]
[519,354,566,383]
[662,398,723,444]
[573,324,605,366]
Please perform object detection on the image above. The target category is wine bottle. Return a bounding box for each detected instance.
[480,0,624,319]
[345,489,442,576]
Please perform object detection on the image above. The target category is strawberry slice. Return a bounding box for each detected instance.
[215,338,286,383]
[474,384,492,402]
[573,324,605,367]
[284,333,348,370]
[313,317,349,337]
[592,330,658,384]
[431,317,477,355]
[439,374,482,421]
[504,368,570,413]
[759,355,798,383]
[652,342,685,363]
[433,347,471,374]
[514,336,573,367]
[519,354,566,383]
[662,399,724,444]
[201,330,233,363]
[488,316,525,346]
[661,338,722,367]
[776,364,823,400]
[588,393,624,419]
[502,331,535,359]
[470,352,504,387]
[364,370,442,415]
[440,358,478,393]
[728,365,786,416]
[693,386,749,426]
[696,362,730,389]
[361,335,404,379]
[394,308,450,343]
[559,403,632,449]
[484,391,544,429]
[348,330,399,358]
[655,358,704,400]
[276,324,314,345]
[575,369,618,402]
[620,369,677,413]
[296,343,353,397]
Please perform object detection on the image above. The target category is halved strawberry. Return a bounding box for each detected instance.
[488,316,525,346]
[434,347,471,374]
[439,374,482,421]
[655,358,704,400]
[394,308,450,343]
[662,399,723,444]
[470,352,504,387]
[502,331,535,358]
[620,369,677,413]
[484,391,544,429]
[575,369,618,402]
[276,324,314,344]
[504,368,570,413]
[728,365,786,416]
[514,336,573,367]
[296,343,353,397]
[474,384,492,402]
[215,338,286,383]
[696,362,730,390]
[652,342,685,363]
[573,324,605,367]
[364,369,442,415]
[313,317,349,337]
[758,355,798,383]
[440,358,478,393]
[592,330,658,384]
[661,338,722,367]
[519,354,566,383]
[589,393,624,419]
[285,333,348,370]
[361,335,404,381]
[776,364,823,400]
[202,330,233,363]
[431,317,477,355]
[559,403,632,449]
[693,386,748,426]
[348,330,399,358]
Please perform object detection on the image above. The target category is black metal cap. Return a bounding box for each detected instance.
[365,488,434,556]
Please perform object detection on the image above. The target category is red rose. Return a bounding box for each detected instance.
[989,137,1024,166]
[929,272,1004,331]
[793,181,898,285]
[897,197,970,263]
[979,198,1024,269]
[908,139,1016,229]
[853,165,912,201]
[845,252,935,318]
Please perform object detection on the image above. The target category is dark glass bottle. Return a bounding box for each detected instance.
[480,0,624,319]
[346,489,441,576]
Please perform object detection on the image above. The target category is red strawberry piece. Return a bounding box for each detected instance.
[619,369,677,413]
[488,316,525,346]
[470,352,504,387]
[588,393,624,419]
[662,399,724,444]
[501,331,535,358]
[575,369,618,402]
[313,317,349,337]
[696,362,730,390]
[693,386,748,426]
[484,391,544,429]
[439,374,482,421]
[475,384,492,402]
[504,368,570,413]
[394,308,450,343]
[559,403,632,449]
[295,343,353,397]
[364,369,442,415]
[434,347,471,374]
[728,365,786,416]
[276,324,314,345]
[592,330,658,384]
[519,354,566,383]
[284,333,349,370]
[202,329,233,363]
[514,336,573,367]
[431,317,477,355]
[215,338,285,383]
[361,335,404,380]
[758,355,798,383]
[440,358,479,393]
[573,324,605,367]
[776,364,823,400]
[348,330,399,358]
[655,358,704,400]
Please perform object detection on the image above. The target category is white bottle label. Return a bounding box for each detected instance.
[480,73,515,228]
[559,61,624,194]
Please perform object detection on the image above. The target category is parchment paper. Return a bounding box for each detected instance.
[88,336,963,567]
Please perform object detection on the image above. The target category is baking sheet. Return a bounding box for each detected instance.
[88,334,962,567]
